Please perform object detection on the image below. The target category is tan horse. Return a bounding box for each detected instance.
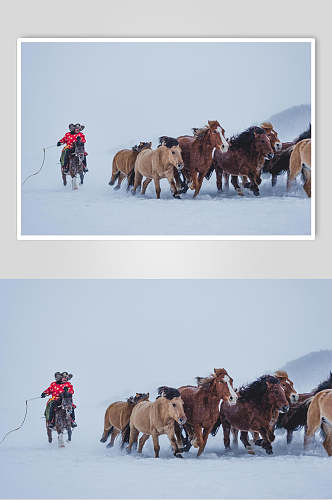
[127,386,187,458]
[304,389,332,456]
[100,393,149,448]
[287,138,311,197]
[131,139,184,199]
[109,142,152,190]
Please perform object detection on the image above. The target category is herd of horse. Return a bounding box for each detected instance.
[108,120,312,199]
[99,370,332,458]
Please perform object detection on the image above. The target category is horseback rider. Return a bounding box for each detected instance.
[41,371,77,429]
[57,123,88,173]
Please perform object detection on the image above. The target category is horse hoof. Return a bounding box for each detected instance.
[243,182,251,189]
[114,185,120,190]
[175,453,183,458]
[106,442,114,448]
[253,191,260,197]
[131,190,136,196]
[255,439,264,446]
[173,194,181,199]
[266,449,273,455]
[237,191,244,196]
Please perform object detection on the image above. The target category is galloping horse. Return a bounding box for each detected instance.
[260,122,282,152]
[109,142,152,190]
[304,389,332,456]
[216,375,289,455]
[177,120,228,198]
[100,392,149,448]
[131,138,184,199]
[62,136,86,190]
[46,387,73,448]
[212,127,274,196]
[277,372,332,445]
[175,368,237,457]
[126,386,186,458]
[287,139,311,197]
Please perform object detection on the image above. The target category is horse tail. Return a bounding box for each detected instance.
[210,417,221,436]
[127,169,135,189]
[100,425,113,443]
[205,162,215,180]
[109,157,120,185]
[122,424,130,444]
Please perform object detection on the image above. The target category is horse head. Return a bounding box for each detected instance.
[212,368,237,405]
[260,122,282,152]
[159,139,184,171]
[157,386,186,425]
[208,120,229,152]
[253,128,274,160]
[265,376,289,413]
[274,370,299,404]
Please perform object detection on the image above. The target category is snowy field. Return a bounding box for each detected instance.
[21,149,311,236]
[1,401,331,499]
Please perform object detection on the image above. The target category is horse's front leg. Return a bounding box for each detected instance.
[57,431,65,448]
[192,425,204,457]
[247,174,259,196]
[166,173,181,199]
[240,431,255,455]
[231,175,244,196]
[257,427,273,454]
[166,425,183,457]
[138,433,150,454]
[152,432,160,458]
[153,177,161,199]
[127,425,139,454]
[193,172,205,198]
[216,167,223,192]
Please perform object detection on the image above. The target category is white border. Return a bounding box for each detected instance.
[17,37,315,241]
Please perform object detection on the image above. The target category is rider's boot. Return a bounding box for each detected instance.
[71,420,77,428]
[48,418,55,429]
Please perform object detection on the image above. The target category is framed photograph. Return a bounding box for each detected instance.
[18,38,314,240]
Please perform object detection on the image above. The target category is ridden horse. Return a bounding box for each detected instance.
[109,142,152,190]
[131,139,184,199]
[212,127,274,196]
[263,124,311,187]
[277,371,332,445]
[126,386,186,458]
[215,375,289,455]
[304,389,332,456]
[177,120,228,198]
[46,387,73,448]
[287,139,311,197]
[175,368,237,457]
[100,392,149,448]
[62,136,86,190]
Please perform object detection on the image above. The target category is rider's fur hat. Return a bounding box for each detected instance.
[54,372,62,381]
[61,372,73,380]
[69,123,85,132]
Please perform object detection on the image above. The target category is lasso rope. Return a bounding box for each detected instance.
[22,145,57,186]
[0,396,41,445]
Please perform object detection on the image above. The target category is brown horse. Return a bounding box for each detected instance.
[100,393,149,448]
[213,127,274,196]
[260,122,282,152]
[175,368,237,457]
[287,139,311,197]
[276,372,332,445]
[131,138,184,199]
[177,120,228,198]
[304,389,332,456]
[109,142,152,190]
[216,375,289,455]
[127,386,186,458]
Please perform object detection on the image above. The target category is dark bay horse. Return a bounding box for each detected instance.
[215,375,289,455]
[62,136,86,190]
[46,387,73,447]
[263,124,311,187]
[212,127,274,196]
[177,120,228,198]
[277,371,332,445]
[175,368,237,457]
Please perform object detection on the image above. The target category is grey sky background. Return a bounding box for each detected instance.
[21,41,311,174]
[0,279,329,406]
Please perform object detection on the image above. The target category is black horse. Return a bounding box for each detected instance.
[62,137,86,189]
[46,387,73,447]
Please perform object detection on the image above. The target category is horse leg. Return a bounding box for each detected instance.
[271,173,277,187]
[141,177,152,195]
[58,431,65,448]
[107,428,120,448]
[174,422,184,449]
[79,172,84,185]
[137,433,150,453]
[192,425,204,457]
[47,425,52,443]
[231,175,244,196]
[152,433,160,458]
[100,424,113,443]
[62,172,67,186]
[240,431,255,454]
[197,426,211,457]
[248,174,260,196]
[216,167,223,192]
[109,160,119,186]
[193,172,205,198]
[127,426,139,453]
[166,174,181,199]
[304,396,321,449]
[221,418,231,449]
[287,147,301,191]
[71,175,78,191]
[153,177,161,199]
[132,171,143,195]
[257,428,273,454]
[302,166,311,197]
[166,427,183,458]
[231,427,239,447]
[286,429,293,445]
[114,172,125,190]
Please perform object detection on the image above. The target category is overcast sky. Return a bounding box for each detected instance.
[0,279,329,406]
[21,41,311,168]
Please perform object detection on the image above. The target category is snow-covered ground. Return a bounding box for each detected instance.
[21,150,311,236]
[1,402,331,499]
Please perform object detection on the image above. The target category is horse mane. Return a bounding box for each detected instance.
[313,372,332,394]
[229,126,265,153]
[131,145,139,152]
[158,136,179,148]
[294,124,311,143]
[157,386,180,400]
[238,375,280,404]
[196,374,215,388]
[274,370,289,379]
